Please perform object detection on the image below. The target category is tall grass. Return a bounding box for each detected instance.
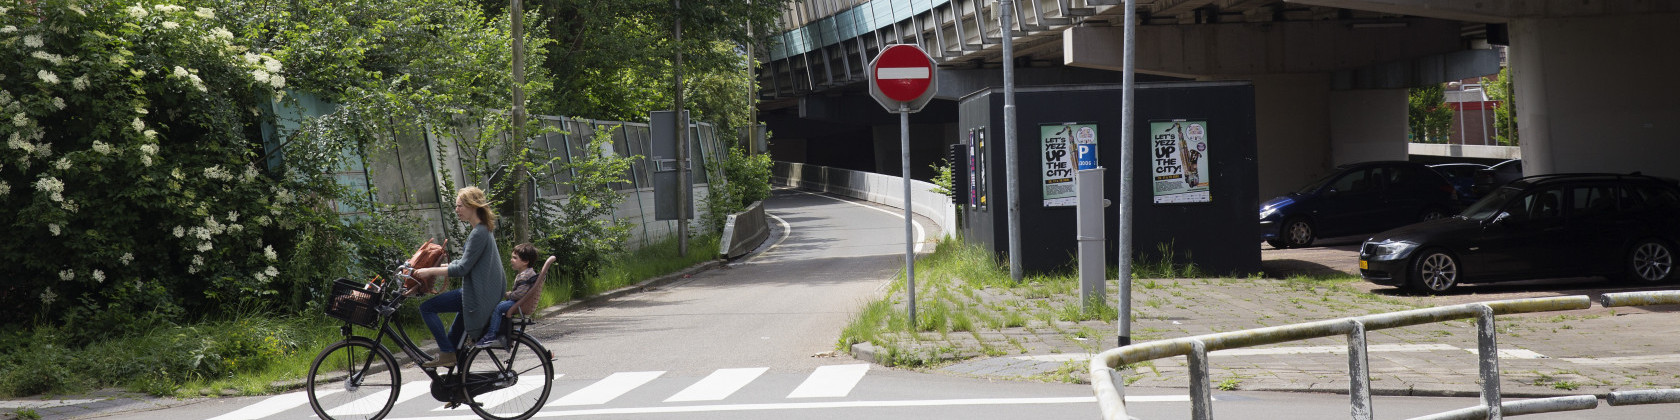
[0,233,724,398]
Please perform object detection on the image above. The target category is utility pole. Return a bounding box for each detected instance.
[1000,0,1023,282]
[1117,0,1137,348]
[674,0,688,256]
[511,0,530,244]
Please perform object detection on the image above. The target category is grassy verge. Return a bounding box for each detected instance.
[0,233,722,399]
[838,236,1372,382]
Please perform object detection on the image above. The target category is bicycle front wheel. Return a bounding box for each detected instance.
[463,333,554,420]
[308,338,401,420]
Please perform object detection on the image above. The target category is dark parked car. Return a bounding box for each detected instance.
[1471,159,1524,196]
[1360,173,1680,293]
[1429,163,1491,205]
[1260,161,1459,248]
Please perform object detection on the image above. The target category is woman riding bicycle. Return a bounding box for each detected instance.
[411,186,506,368]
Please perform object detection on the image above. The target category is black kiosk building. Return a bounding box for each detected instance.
[957,82,1261,276]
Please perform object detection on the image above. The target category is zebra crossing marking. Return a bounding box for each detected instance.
[207,389,334,420]
[786,364,869,398]
[664,367,768,402]
[547,371,664,406]
[335,382,429,416]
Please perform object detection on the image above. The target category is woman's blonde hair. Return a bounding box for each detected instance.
[457,186,496,231]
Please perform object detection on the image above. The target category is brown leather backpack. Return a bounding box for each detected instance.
[404,238,448,294]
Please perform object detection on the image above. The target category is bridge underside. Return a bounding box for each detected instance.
[761,0,1680,198]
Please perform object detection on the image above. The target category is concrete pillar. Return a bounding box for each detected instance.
[1330,88,1410,165]
[1509,13,1680,177]
[1251,73,1332,200]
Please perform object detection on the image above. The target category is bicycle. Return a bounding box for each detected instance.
[307,257,557,420]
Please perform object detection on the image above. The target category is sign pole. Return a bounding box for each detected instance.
[901,104,916,327]
[867,43,935,328]
[1118,0,1137,348]
[1000,0,1023,283]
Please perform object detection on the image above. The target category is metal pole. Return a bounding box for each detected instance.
[511,0,530,244]
[1479,77,1489,146]
[1000,0,1022,282]
[1348,320,1373,420]
[902,105,917,327]
[1477,304,1503,420]
[674,0,688,256]
[1117,0,1136,348]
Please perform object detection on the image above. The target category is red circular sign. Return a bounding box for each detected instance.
[873,45,934,102]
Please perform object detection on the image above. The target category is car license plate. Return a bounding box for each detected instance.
[1359,260,1368,270]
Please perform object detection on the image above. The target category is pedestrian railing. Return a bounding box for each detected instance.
[1090,291,1680,420]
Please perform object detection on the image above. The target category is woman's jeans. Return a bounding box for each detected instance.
[420,289,464,354]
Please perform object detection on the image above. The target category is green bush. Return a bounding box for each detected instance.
[701,145,772,234]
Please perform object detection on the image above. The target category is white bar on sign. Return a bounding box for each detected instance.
[787,364,869,398]
[665,368,769,402]
[877,68,930,80]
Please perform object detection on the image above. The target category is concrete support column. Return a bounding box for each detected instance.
[1509,13,1680,178]
[1329,88,1410,165]
[1250,73,1331,200]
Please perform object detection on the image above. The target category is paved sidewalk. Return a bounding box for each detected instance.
[911,243,1680,400]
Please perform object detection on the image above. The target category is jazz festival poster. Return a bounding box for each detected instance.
[1040,123,1097,207]
[1149,120,1211,204]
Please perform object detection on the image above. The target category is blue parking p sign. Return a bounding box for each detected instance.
[1074,125,1099,170]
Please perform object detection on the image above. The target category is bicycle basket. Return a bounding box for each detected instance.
[325,278,384,328]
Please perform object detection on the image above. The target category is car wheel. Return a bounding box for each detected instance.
[1409,249,1460,294]
[1623,239,1676,283]
[1282,217,1315,248]
[1265,239,1287,249]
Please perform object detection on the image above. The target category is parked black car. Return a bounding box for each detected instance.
[1471,159,1524,197]
[1260,161,1459,248]
[1429,162,1491,206]
[1360,173,1680,293]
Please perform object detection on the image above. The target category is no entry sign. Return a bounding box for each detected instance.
[868,44,937,113]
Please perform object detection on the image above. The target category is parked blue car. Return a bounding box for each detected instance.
[1261,161,1460,248]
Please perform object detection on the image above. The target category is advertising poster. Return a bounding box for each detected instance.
[1040,123,1094,207]
[1149,120,1211,204]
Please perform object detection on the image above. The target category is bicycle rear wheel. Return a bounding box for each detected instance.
[308,338,401,420]
[462,333,554,420]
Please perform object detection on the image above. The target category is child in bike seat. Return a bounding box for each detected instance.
[477,243,541,348]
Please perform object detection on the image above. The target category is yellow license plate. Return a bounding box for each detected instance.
[1359,260,1369,270]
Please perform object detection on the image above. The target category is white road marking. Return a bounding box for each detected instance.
[440,375,553,412]
[548,371,664,406]
[787,189,928,253]
[1562,354,1680,365]
[1465,348,1550,359]
[786,364,870,398]
[665,367,768,402]
[383,397,1109,419]
[335,381,428,416]
[206,390,333,420]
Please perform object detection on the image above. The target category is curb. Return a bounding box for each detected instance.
[850,342,892,367]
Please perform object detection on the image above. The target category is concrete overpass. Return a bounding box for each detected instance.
[757,0,1680,198]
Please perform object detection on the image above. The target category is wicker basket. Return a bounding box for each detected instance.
[325,278,383,328]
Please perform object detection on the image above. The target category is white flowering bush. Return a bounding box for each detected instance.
[0,1,323,333]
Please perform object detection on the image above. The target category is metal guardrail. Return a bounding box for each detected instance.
[1091,291,1680,420]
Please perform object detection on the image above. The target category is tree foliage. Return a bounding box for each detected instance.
[532,126,634,289]
[0,0,331,336]
[1407,84,1453,143]
[1486,67,1517,146]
